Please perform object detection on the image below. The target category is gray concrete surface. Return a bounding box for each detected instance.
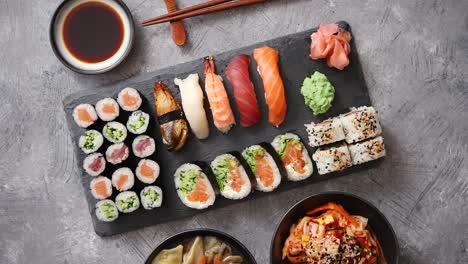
[1,0,467,263]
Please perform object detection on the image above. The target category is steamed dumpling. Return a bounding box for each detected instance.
[152,245,183,264]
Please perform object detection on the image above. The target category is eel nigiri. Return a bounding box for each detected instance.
[225,54,261,127]
[203,56,236,133]
[253,46,287,127]
[174,74,210,139]
[153,81,189,151]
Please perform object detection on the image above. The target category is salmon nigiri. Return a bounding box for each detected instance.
[225,54,261,127]
[253,46,287,127]
[203,56,235,133]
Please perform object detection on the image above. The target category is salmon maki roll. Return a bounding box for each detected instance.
[117,87,142,111]
[112,167,134,191]
[135,159,160,184]
[210,154,252,200]
[90,176,112,200]
[83,152,106,176]
[203,56,236,133]
[242,145,281,192]
[95,98,119,121]
[253,46,287,127]
[140,186,163,210]
[95,200,119,222]
[115,191,140,213]
[73,103,97,128]
[174,163,216,209]
[271,133,313,181]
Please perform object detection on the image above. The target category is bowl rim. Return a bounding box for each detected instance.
[49,0,135,75]
[270,191,400,264]
[144,228,257,264]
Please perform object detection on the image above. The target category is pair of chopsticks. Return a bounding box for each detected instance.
[142,0,268,27]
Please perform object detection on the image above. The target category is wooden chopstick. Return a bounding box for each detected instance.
[142,0,267,27]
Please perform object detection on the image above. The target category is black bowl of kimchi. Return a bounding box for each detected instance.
[271,192,399,264]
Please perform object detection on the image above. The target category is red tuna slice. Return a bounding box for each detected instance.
[135,137,151,153]
[88,156,103,172]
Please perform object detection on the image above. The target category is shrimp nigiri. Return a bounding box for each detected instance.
[174,74,210,139]
[203,56,236,133]
[225,54,261,127]
[253,46,287,127]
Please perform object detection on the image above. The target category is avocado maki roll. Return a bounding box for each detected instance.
[210,154,252,200]
[140,186,163,210]
[174,163,216,210]
[115,191,140,213]
[79,130,104,154]
[271,133,313,181]
[95,199,119,222]
[127,110,150,134]
[103,121,127,143]
[242,145,281,192]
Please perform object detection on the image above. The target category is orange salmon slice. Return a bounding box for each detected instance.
[102,103,116,114]
[77,108,95,123]
[116,174,128,190]
[122,92,137,107]
[187,177,209,202]
[94,181,108,197]
[255,155,274,187]
[283,143,306,174]
[140,162,155,178]
[228,162,244,192]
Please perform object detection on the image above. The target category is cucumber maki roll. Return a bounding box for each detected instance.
[115,191,140,213]
[95,199,119,222]
[271,133,313,181]
[103,121,127,143]
[242,145,281,192]
[174,163,216,209]
[140,186,163,210]
[210,154,251,200]
[79,130,104,154]
[127,110,150,134]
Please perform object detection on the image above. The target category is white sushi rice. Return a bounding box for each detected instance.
[312,143,352,175]
[348,136,386,165]
[105,143,129,165]
[135,159,160,184]
[340,106,382,144]
[95,98,120,121]
[127,110,150,134]
[304,117,346,147]
[90,176,112,200]
[95,199,119,222]
[117,87,142,111]
[132,135,156,158]
[102,121,127,143]
[174,163,216,209]
[242,145,281,192]
[140,186,163,210]
[73,103,97,128]
[83,152,106,176]
[79,130,103,154]
[115,191,140,213]
[210,154,251,200]
[271,133,313,181]
[111,167,135,191]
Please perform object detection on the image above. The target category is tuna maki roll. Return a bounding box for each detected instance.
[312,143,352,175]
[79,130,103,154]
[242,145,281,192]
[340,106,382,144]
[210,154,252,200]
[115,191,140,213]
[135,159,160,184]
[349,136,386,165]
[112,167,135,191]
[103,121,127,143]
[304,117,345,147]
[83,152,106,176]
[90,176,112,200]
[127,110,150,134]
[73,103,97,128]
[174,163,216,209]
[140,186,163,210]
[117,87,142,111]
[132,135,156,158]
[95,199,119,222]
[106,143,129,165]
[95,98,120,121]
[271,133,313,181]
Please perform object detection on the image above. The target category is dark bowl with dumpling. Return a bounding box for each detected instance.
[145,229,257,264]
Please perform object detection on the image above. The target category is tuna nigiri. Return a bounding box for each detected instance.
[174,74,210,139]
[253,46,287,127]
[225,54,261,127]
[203,56,236,133]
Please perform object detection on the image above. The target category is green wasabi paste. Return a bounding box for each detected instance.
[300,71,335,115]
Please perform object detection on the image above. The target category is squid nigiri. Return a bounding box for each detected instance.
[225,54,261,127]
[174,74,210,139]
[203,56,236,133]
[253,46,287,127]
